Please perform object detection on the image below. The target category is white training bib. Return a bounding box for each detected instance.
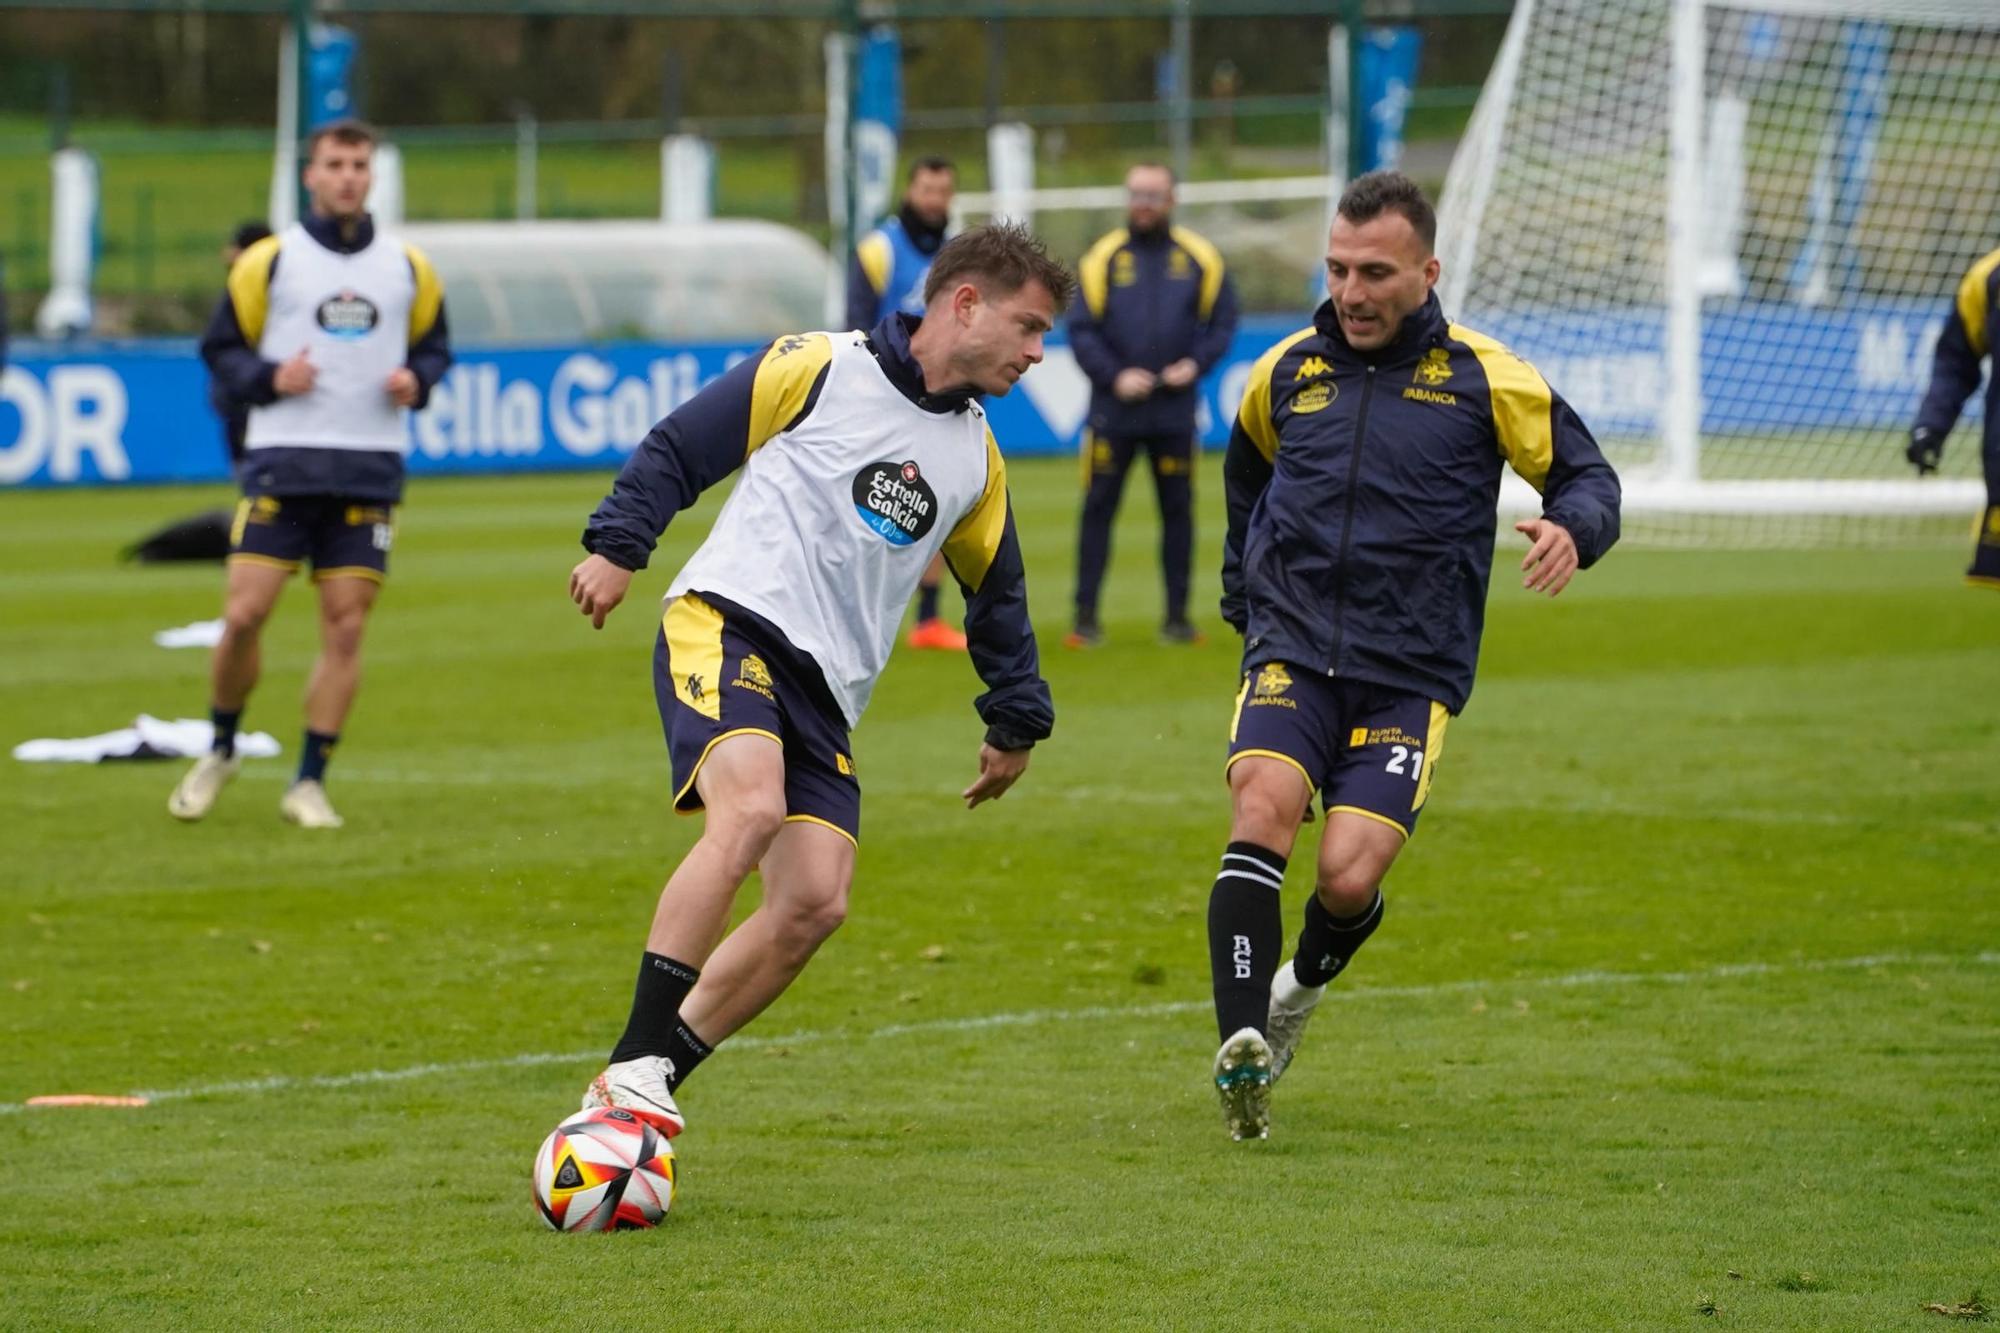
[667,332,995,727]
[246,222,415,455]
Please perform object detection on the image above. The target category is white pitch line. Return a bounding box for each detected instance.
[4,950,1995,1117]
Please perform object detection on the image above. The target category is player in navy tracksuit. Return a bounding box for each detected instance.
[1066,162,1239,647]
[1203,172,1621,1141]
[848,155,966,650]
[1909,243,2000,586]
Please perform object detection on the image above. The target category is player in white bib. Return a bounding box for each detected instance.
[171,119,450,830]
[565,224,1074,1138]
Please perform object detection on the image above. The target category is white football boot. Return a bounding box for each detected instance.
[1212,1027,1273,1142]
[168,751,241,821]
[1266,961,1327,1083]
[582,1056,686,1138]
[279,779,344,829]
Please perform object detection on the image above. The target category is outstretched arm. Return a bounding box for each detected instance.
[1910,252,1998,472]
[942,433,1055,804]
[572,333,834,627]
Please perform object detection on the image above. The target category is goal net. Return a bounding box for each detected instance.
[1436,0,2000,545]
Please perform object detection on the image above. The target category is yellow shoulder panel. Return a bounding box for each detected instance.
[943,428,1008,593]
[403,241,444,343]
[746,333,835,459]
[1450,322,1555,492]
[224,234,284,347]
[1236,327,1317,463]
[1170,225,1226,321]
[1077,228,1130,320]
[857,232,892,302]
[1955,246,2000,358]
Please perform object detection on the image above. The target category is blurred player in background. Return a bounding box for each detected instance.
[567,224,1069,1139]
[1205,171,1622,1140]
[848,155,967,651]
[1908,242,2000,586]
[170,120,451,829]
[1066,161,1239,648]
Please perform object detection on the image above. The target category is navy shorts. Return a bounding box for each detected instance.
[229,494,394,583]
[654,593,861,846]
[1226,662,1451,840]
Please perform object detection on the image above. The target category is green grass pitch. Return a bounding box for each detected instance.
[1,455,1995,1328]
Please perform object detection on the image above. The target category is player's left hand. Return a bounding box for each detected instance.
[1159,357,1199,389]
[569,553,634,629]
[1514,517,1579,597]
[963,743,1029,809]
[385,368,421,408]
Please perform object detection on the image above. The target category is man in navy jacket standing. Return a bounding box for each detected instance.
[1067,161,1239,647]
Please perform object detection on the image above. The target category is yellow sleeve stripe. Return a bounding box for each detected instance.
[746,333,835,459]
[224,234,284,348]
[1077,228,1130,320]
[857,232,892,301]
[1955,246,2000,359]
[943,428,1008,593]
[1237,327,1318,463]
[1170,226,1226,321]
[1450,321,1555,493]
[404,241,444,343]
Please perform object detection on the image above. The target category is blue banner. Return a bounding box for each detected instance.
[0,305,1968,489]
[307,24,361,129]
[1358,27,1422,174]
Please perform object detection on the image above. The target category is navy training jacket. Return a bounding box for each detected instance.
[1223,294,1622,714]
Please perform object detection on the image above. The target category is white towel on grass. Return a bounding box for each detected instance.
[154,619,226,649]
[12,715,282,763]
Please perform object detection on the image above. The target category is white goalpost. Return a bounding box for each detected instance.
[1437,0,2000,543]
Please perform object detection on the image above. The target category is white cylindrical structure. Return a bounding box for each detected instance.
[366,141,405,228]
[35,147,97,338]
[1661,0,1706,483]
[985,123,1035,228]
[660,135,715,225]
[269,22,299,230]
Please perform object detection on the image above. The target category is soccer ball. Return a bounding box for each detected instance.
[532,1107,677,1232]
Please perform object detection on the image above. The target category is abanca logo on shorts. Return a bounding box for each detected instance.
[852,460,938,547]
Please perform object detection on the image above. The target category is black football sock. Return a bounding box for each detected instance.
[1207,841,1286,1042]
[608,953,701,1063]
[917,581,941,622]
[1291,888,1385,988]
[211,708,242,758]
[297,729,337,784]
[657,1020,713,1090]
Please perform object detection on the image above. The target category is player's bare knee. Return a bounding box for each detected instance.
[1229,776,1306,849]
[704,797,786,875]
[1314,867,1379,916]
[779,883,848,951]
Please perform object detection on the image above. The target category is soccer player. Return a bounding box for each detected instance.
[848,155,967,651]
[1909,242,2000,586]
[568,223,1071,1138]
[1205,172,1621,1140]
[213,220,274,474]
[170,120,451,829]
[1066,161,1239,647]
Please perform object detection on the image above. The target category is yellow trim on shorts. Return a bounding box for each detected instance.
[1413,700,1451,812]
[311,566,386,584]
[1326,805,1411,841]
[783,813,859,848]
[671,727,783,811]
[226,553,301,574]
[663,594,728,722]
[1225,747,1316,803]
[1967,575,2000,590]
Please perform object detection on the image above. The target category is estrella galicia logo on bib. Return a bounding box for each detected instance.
[852,460,938,547]
[316,290,380,340]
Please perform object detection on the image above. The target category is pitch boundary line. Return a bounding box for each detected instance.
[5,950,1995,1116]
